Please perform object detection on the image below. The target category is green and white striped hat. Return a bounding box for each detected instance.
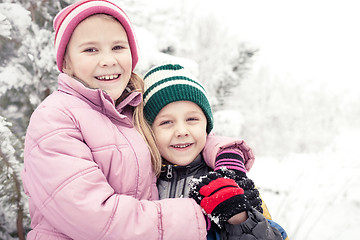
[143,63,213,133]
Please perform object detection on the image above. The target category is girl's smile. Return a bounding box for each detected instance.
[95,74,120,81]
[62,14,132,101]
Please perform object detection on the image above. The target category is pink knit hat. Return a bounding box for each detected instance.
[53,0,139,72]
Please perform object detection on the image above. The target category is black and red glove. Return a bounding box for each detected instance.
[189,172,252,228]
[214,149,263,213]
[236,177,263,214]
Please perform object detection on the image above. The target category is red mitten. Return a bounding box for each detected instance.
[214,149,263,213]
[189,172,251,228]
[199,178,244,213]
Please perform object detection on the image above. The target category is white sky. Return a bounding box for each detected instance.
[147,0,359,91]
[203,0,360,90]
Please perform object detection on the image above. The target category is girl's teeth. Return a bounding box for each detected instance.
[97,74,119,80]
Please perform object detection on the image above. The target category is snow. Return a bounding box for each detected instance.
[0,3,31,38]
[0,12,11,39]
[207,1,360,237]
[0,65,27,95]
[134,26,200,76]
[243,130,360,239]
[1,0,359,239]
[214,107,360,238]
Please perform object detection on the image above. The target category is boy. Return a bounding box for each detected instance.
[143,63,287,240]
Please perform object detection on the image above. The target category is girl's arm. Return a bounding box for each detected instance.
[202,133,255,172]
[22,106,207,240]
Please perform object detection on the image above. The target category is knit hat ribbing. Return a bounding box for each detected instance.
[143,63,214,133]
[53,0,138,72]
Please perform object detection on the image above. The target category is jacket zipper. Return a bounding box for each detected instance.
[166,165,173,179]
[179,166,190,198]
[166,165,178,198]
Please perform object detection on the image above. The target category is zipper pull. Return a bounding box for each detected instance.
[166,165,173,179]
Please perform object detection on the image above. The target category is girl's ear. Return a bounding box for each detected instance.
[62,55,72,75]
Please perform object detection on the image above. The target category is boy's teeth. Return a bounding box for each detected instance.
[173,144,191,148]
[97,74,119,80]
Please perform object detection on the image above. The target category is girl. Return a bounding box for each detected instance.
[21,0,255,239]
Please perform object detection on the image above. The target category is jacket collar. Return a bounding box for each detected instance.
[159,155,207,181]
[57,73,142,123]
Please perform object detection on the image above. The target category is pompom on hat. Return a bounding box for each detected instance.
[53,0,139,72]
[143,63,214,134]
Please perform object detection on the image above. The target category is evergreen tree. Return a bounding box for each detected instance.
[0,1,71,238]
[134,0,258,109]
[0,116,28,240]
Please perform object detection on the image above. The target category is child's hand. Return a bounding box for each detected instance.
[189,172,252,228]
[237,178,263,214]
[215,165,263,214]
[227,211,248,225]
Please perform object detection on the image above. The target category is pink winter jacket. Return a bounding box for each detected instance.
[22,73,254,240]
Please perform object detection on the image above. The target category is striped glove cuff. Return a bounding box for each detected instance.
[214,149,247,177]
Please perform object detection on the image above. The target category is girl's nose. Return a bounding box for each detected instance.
[99,53,117,67]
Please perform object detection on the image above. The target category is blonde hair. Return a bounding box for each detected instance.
[126,73,162,176]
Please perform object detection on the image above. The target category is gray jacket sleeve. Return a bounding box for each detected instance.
[220,208,283,240]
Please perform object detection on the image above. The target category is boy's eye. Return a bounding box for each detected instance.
[159,120,171,126]
[187,117,198,122]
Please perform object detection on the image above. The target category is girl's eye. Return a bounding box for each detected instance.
[84,48,96,53]
[113,45,123,50]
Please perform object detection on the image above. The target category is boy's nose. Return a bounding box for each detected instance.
[175,124,189,137]
[99,53,117,67]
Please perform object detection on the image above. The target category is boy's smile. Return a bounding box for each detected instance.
[152,101,207,166]
[171,143,193,149]
[62,14,132,101]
